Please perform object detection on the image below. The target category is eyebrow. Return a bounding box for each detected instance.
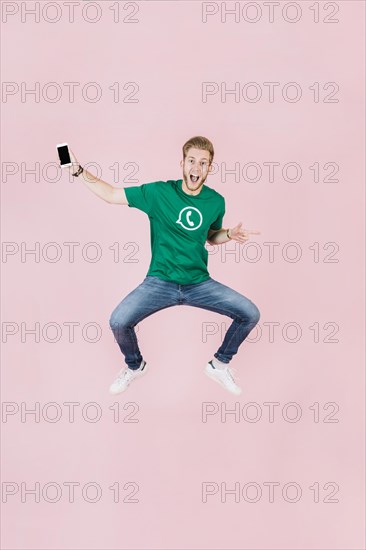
[187,156,209,161]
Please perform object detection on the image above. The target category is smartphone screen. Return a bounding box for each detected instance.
[57,144,71,166]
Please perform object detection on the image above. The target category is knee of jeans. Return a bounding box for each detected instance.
[247,303,260,325]
[109,313,121,331]
[109,310,131,331]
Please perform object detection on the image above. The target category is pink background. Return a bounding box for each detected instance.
[1,1,365,549]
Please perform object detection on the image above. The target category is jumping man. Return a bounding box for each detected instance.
[64,136,261,396]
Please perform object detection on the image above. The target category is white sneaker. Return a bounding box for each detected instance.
[109,361,148,395]
[204,360,242,395]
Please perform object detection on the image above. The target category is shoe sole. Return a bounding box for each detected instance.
[109,362,149,395]
[204,364,242,395]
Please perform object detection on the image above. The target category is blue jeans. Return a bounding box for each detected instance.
[109,276,260,370]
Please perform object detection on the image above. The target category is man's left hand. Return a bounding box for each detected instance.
[229,222,261,243]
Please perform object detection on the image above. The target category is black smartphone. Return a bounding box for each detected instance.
[56,143,72,167]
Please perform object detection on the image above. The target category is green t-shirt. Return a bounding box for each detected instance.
[124,179,225,285]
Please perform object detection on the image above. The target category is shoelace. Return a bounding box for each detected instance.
[224,366,240,384]
[116,368,135,382]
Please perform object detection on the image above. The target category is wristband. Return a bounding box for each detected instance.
[227,228,232,240]
[72,165,84,177]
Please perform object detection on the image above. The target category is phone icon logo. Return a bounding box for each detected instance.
[186,211,195,226]
[176,207,203,231]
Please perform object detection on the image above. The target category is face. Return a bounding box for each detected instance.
[180,147,212,195]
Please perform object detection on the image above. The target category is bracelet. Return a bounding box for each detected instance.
[72,165,84,177]
[227,228,232,240]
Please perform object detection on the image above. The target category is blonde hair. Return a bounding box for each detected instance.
[182,136,214,166]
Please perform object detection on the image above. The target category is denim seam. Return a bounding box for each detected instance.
[221,316,259,356]
[219,320,243,357]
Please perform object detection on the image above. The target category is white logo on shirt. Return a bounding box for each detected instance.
[176,207,203,231]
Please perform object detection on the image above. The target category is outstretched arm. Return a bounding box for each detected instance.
[80,170,128,204]
[62,148,128,205]
[207,223,261,245]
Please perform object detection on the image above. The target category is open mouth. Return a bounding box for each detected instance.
[190,174,200,183]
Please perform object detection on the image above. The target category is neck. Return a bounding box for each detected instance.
[181,178,204,196]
